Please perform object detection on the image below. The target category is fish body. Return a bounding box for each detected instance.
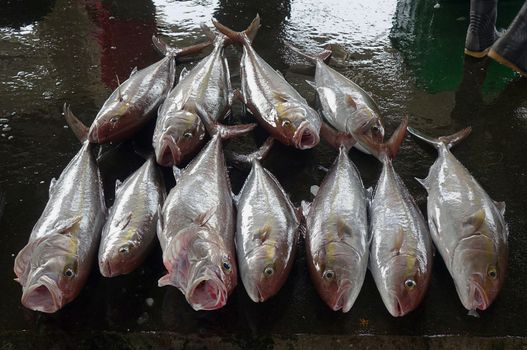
[213,16,321,149]
[157,135,237,310]
[98,157,165,277]
[288,44,385,154]
[14,138,106,313]
[153,29,232,167]
[408,127,508,312]
[367,119,433,317]
[236,160,300,302]
[304,146,369,312]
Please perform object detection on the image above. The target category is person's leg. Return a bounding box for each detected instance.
[488,1,527,76]
[465,0,499,58]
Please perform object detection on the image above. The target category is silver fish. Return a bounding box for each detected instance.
[366,118,433,317]
[98,157,165,277]
[408,126,508,314]
[288,44,385,154]
[235,138,301,302]
[90,36,210,144]
[157,132,239,311]
[13,105,106,313]
[153,26,232,167]
[304,144,370,312]
[213,15,322,149]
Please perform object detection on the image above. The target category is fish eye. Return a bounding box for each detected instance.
[264,266,274,277]
[119,245,130,254]
[222,260,232,272]
[110,116,118,124]
[63,266,76,279]
[323,270,335,280]
[487,266,498,279]
[183,131,193,139]
[282,119,291,127]
[404,279,416,290]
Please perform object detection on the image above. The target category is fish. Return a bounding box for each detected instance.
[153,25,233,167]
[98,156,165,277]
[364,118,433,317]
[303,134,369,312]
[13,104,106,313]
[232,137,302,302]
[156,121,255,310]
[89,36,211,144]
[407,126,508,314]
[287,44,385,154]
[212,15,322,150]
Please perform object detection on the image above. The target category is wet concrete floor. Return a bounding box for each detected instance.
[1,0,527,348]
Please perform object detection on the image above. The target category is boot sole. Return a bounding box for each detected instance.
[488,49,527,77]
[464,47,491,58]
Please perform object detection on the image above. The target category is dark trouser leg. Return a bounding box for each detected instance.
[465,0,499,57]
[488,0,527,76]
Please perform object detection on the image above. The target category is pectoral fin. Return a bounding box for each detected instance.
[336,218,352,240]
[53,216,82,235]
[345,94,357,109]
[463,209,486,234]
[391,228,405,256]
[195,206,216,226]
[115,212,133,230]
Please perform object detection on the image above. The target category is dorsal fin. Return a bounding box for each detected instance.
[115,74,123,102]
[129,66,138,78]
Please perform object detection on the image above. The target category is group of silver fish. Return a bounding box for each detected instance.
[13,15,508,317]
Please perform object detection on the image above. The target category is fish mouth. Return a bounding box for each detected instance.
[331,281,353,312]
[246,284,266,303]
[156,134,181,167]
[293,121,320,149]
[99,258,122,278]
[469,279,489,310]
[186,273,228,311]
[21,275,63,313]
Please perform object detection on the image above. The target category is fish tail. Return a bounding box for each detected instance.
[225,137,275,171]
[152,35,211,58]
[63,103,89,143]
[287,43,332,64]
[358,117,408,161]
[212,14,261,45]
[320,122,356,151]
[407,126,472,150]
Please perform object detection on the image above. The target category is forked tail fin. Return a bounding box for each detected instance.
[63,103,89,143]
[225,137,275,171]
[407,126,472,150]
[287,43,332,65]
[152,35,211,58]
[212,14,261,45]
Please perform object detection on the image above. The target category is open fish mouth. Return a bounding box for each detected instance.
[21,275,63,313]
[293,121,320,149]
[186,273,228,311]
[470,279,489,310]
[332,281,353,312]
[157,134,181,166]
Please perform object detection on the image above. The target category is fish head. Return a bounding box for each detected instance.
[451,230,506,311]
[89,100,136,143]
[20,233,83,313]
[154,111,205,166]
[239,236,291,303]
[349,107,385,153]
[160,225,237,310]
[309,241,364,312]
[378,253,430,317]
[275,101,321,149]
[98,232,142,277]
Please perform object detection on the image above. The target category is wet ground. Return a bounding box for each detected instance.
[1,0,527,348]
